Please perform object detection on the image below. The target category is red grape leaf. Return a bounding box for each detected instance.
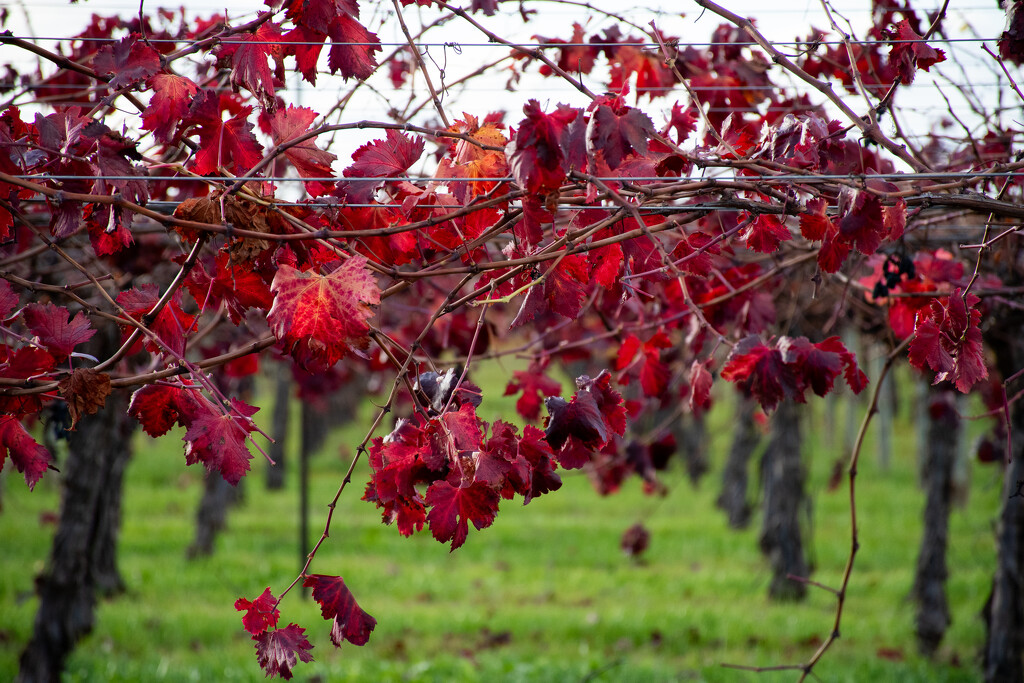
[510,251,590,327]
[268,105,337,196]
[0,415,54,491]
[741,214,791,254]
[517,424,562,503]
[800,198,832,242]
[187,249,274,325]
[116,284,195,357]
[127,383,191,437]
[590,242,624,288]
[586,102,654,170]
[0,279,18,320]
[544,370,625,460]
[425,479,500,551]
[720,336,797,412]
[302,574,377,647]
[184,90,265,175]
[22,303,95,360]
[268,256,380,370]
[838,189,885,255]
[254,624,314,680]
[506,100,581,195]
[279,0,360,34]
[235,586,280,636]
[282,24,326,85]
[778,336,843,397]
[817,336,869,394]
[217,24,283,108]
[908,290,988,393]
[474,425,515,488]
[689,359,713,412]
[886,19,946,85]
[504,362,563,421]
[183,398,259,485]
[142,74,199,143]
[543,392,606,452]
[0,346,57,418]
[425,403,483,474]
[343,129,424,179]
[327,14,381,81]
[57,368,111,428]
[93,33,161,89]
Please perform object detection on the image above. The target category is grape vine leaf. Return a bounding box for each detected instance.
[506,100,581,195]
[302,574,377,647]
[544,371,625,467]
[183,398,259,485]
[0,279,18,320]
[93,33,161,89]
[741,213,791,254]
[586,99,654,170]
[886,19,946,85]
[268,256,381,370]
[0,415,54,491]
[425,479,500,551]
[326,15,382,81]
[115,284,195,357]
[22,303,95,360]
[235,586,280,636]
[127,383,191,437]
[504,361,563,421]
[254,624,314,680]
[216,24,284,109]
[721,335,867,411]
[57,368,112,428]
[268,105,337,196]
[184,90,265,175]
[142,74,199,143]
[907,289,987,393]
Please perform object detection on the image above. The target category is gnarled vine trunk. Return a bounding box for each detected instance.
[717,394,759,529]
[759,399,809,601]
[912,386,958,656]
[266,361,292,490]
[984,326,1024,683]
[17,328,134,682]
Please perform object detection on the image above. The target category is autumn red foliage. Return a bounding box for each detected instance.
[1,0,1021,679]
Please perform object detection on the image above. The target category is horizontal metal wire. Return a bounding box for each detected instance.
[16,81,1010,93]
[18,171,1024,183]
[11,36,994,47]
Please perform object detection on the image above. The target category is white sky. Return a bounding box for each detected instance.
[1,1,1014,171]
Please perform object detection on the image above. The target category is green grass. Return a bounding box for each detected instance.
[0,376,1002,682]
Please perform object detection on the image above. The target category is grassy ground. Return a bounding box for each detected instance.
[0,372,1002,682]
